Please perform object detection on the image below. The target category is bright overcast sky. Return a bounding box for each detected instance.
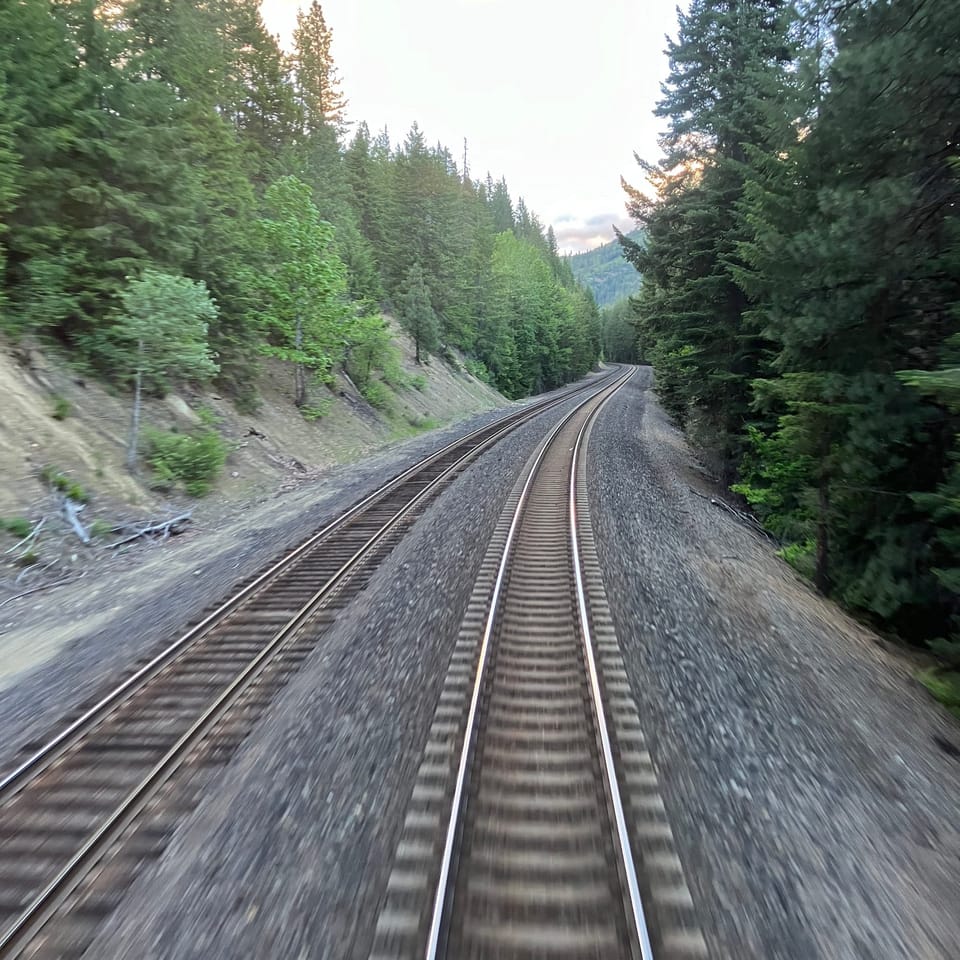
[260,1,683,253]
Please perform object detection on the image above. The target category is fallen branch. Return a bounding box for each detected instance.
[0,573,85,609]
[109,512,192,549]
[4,517,46,556]
[689,488,777,543]
[60,497,90,545]
[15,556,58,586]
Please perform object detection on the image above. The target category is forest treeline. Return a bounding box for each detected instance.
[623,0,959,667]
[568,230,643,310]
[0,0,600,413]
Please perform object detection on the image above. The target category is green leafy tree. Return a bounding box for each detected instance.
[249,175,352,406]
[115,270,219,470]
[397,263,439,364]
[344,311,395,389]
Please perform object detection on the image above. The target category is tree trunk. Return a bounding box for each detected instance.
[815,477,830,593]
[127,345,143,473]
[294,315,306,407]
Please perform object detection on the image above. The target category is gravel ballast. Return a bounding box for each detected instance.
[0,377,602,772]
[7,367,960,959]
[78,386,600,960]
[589,369,960,958]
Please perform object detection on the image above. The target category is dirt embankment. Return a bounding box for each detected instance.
[0,325,504,635]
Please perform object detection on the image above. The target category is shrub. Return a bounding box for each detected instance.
[197,405,221,427]
[409,374,428,392]
[39,466,89,503]
[776,539,816,580]
[406,414,439,431]
[0,517,32,538]
[928,636,960,668]
[51,395,71,420]
[89,519,114,539]
[917,667,960,719]
[438,345,461,371]
[232,390,262,416]
[361,380,393,412]
[302,398,334,421]
[463,359,493,385]
[380,361,407,390]
[145,427,230,496]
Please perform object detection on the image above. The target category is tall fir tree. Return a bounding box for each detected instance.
[292,1,348,133]
[733,0,960,629]
[397,262,439,364]
[622,0,794,477]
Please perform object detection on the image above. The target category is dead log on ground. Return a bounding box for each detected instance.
[109,513,192,549]
[60,497,90,545]
[689,488,776,543]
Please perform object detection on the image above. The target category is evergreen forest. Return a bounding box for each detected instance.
[568,230,644,309]
[0,0,601,414]
[622,0,960,680]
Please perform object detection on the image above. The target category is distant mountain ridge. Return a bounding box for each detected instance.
[568,229,643,309]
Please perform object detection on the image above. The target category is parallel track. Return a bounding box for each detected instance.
[0,370,619,960]
[371,367,706,959]
[434,369,647,959]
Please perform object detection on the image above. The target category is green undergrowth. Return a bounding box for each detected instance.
[361,379,393,412]
[388,412,442,441]
[0,517,33,538]
[51,395,71,420]
[917,668,960,719]
[144,426,230,496]
[301,397,334,421]
[39,466,89,503]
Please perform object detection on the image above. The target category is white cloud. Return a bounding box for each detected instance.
[553,213,636,255]
[260,1,681,239]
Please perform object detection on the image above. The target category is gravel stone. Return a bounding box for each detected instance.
[589,369,960,959]
[79,388,596,960]
[11,367,958,960]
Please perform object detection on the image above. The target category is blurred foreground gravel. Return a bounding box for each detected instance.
[590,369,960,959]
[11,367,960,959]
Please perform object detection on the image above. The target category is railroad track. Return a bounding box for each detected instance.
[0,370,620,960]
[372,368,706,960]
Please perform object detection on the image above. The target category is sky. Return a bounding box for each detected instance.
[260,1,683,254]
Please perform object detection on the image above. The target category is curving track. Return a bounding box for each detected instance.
[0,370,620,960]
[371,368,705,960]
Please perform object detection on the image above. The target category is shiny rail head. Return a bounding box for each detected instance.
[423,369,638,960]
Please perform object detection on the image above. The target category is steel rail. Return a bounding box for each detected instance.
[0,370,620,958]
[0,369,618,804]
[423,366,637,960]
[569,369,655,960]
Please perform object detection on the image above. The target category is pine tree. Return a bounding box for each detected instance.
[230,2,298,182]
[292,1,348,132]
[623,0,794,476]
[488,177,514,233]
[733,0,960,629]
[397,263,439,364]
[0,67,20,318]
[248,176,352,406]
